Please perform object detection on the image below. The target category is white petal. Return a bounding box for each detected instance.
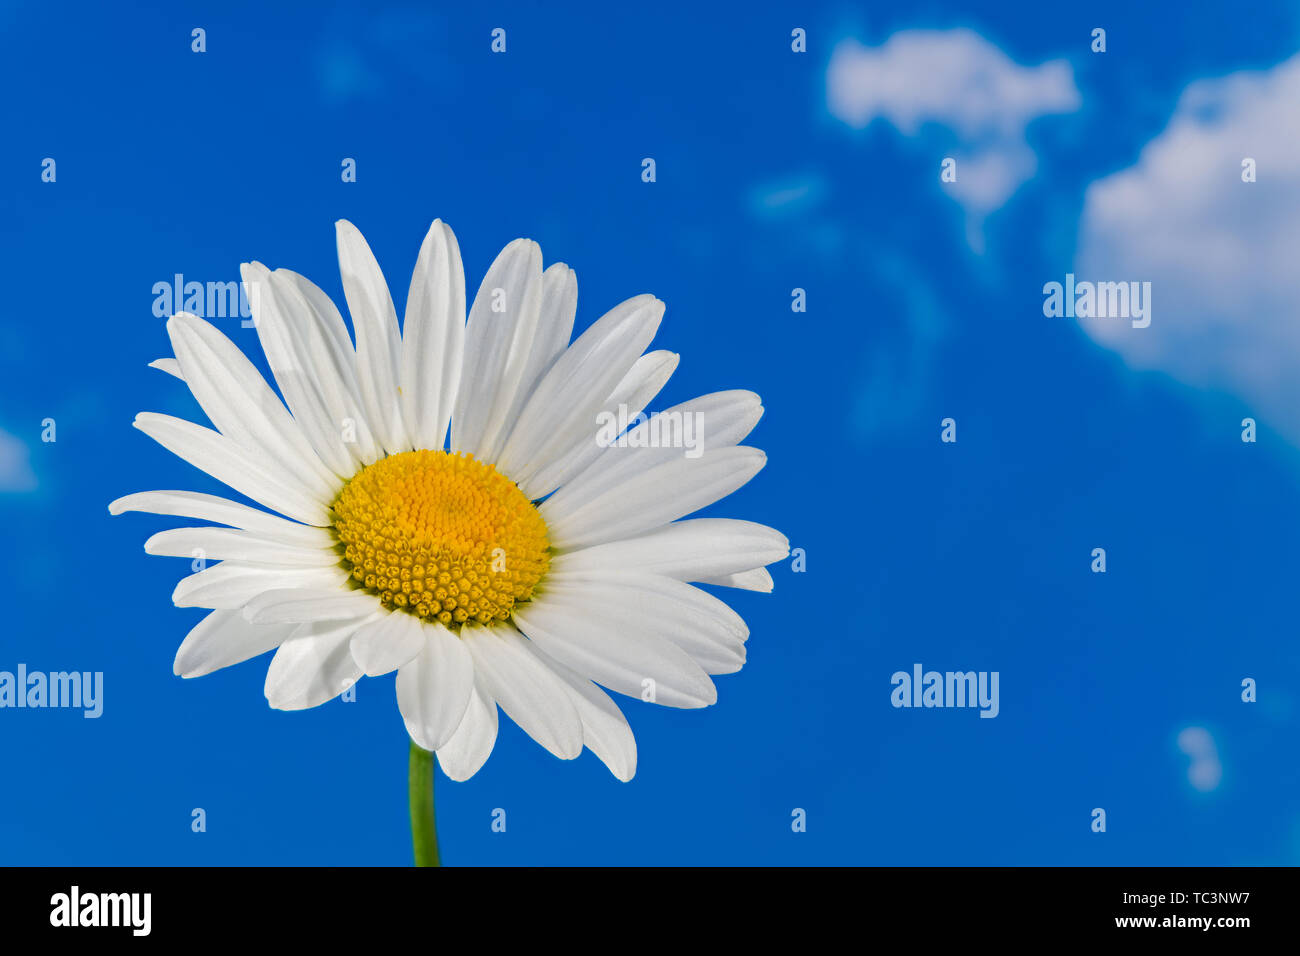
[401,219,466,452]
[336,220,410,454]
[480,262,578,463]
[495,294,663,483]
[264,618,365,710]
[540,572,748,674]
[133,413,329,526]
[547,390,763,509]
[531,263,579,380]
[242,264,363,478]
[109,490,329,547]
[278,269,357,370]
[530,645,637,781]
[551,518,789,584]
[519,349,678,499]
[167,312,339,502]
[541,446,767,551]
[451,238,543,461]
[173,609,297,678]
[154,516,333,551]
[149,358,185,381]
[349,610,426,676]
[277,267,384,466]
[512,599,716,708]
[144,527,338,566]
[244,588,381,625]
[464,626,583,760]
[395,620,475,751]
[172,563,348,609]
[435,682,498,782]
[696,567,774,592]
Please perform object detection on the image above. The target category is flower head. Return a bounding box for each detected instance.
[111,219,787,781]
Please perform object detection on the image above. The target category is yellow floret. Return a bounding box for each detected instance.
[330,450,550,630]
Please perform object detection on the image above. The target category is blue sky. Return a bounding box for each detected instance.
[2,0,1298,865]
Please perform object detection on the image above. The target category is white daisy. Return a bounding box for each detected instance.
[111,219,787,783]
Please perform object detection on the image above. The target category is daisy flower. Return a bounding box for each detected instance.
[111,219,786,861]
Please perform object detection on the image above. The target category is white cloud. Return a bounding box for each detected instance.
[747,174,827,219]
[1076,54,1300,439]
[1177,726,1222,793]
[827,29,1079,228]
[0,428,37,493]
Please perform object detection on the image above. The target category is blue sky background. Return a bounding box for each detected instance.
[2,0,1299,865]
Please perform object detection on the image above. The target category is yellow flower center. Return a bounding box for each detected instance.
[330,450,550,630]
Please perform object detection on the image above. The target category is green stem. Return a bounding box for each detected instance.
[409,740,441,867]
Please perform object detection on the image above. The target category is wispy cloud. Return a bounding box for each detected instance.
[1177,726,1222,793]
[826,29,1079,246]
[747,174,828,220]
[1076,54,1300,440]
[0,428,37,493]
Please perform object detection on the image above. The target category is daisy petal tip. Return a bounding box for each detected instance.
[404,725,432,753]
[170,582,200,608]
[692,683,720,708]
[436,762,473,783]
[503,236,539,257]
[432,743,489,782]
[146,357,185,381]
[239,261,270,285]
[421,217,458,250]
[128,415,158,440]
[625,292,661,313]
[438,219,462,244]
[172,650,199,679]
[559,741,584,761]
